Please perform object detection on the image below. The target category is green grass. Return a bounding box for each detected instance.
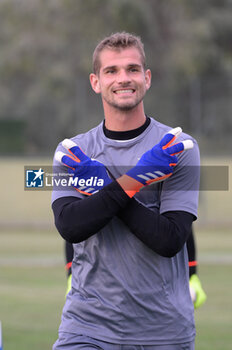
[0,228,232,349]
[194,228,232,350]
[0,157,53,226]
[0,230,65,350]
[195,264,232,350]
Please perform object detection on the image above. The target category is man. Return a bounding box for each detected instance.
[52,32,200,349]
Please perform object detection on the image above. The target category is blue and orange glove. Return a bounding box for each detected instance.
[55,139,112,196]
[117,127,194,197]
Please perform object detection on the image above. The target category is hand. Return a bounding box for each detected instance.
[55,139,112,196]
[189,274,207,309]
[117,127,193,197]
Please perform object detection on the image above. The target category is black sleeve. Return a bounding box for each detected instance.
[117,198,194,257]
[65,241,74,276]
[53,183,194,258]
[52,181,131,243]
[186,227,197,276]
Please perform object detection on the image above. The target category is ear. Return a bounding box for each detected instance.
[144,69,151,91]
[89,73,101,94]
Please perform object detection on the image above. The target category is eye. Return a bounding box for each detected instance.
[129,67,139,73]
[106,69,116,74]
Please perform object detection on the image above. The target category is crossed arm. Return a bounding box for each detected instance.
[52,180,194,258]
[53,127,196,258]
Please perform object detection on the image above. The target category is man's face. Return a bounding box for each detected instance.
[90,47,151,111]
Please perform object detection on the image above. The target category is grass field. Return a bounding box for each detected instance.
[0,157,231,349]
[0,228,232,350]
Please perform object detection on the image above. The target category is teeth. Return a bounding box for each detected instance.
[115,89,134,94]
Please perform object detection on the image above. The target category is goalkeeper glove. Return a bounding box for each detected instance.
[117,127,193,198]
[189,274,207,309]
[55,139,112,196]
[65,274,72,297]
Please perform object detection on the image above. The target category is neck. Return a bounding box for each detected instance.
[103,103,146,131]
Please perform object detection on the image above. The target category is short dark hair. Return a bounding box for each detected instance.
[92,32,146,75]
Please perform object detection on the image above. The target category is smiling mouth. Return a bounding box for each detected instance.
[114,89,135,94]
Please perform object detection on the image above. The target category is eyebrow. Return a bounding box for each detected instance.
[102,63,142,72]
[127,64,142,70]
[102,65,117,72]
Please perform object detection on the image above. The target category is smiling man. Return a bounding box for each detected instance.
[52,32,200,350]
[90,46,151,115]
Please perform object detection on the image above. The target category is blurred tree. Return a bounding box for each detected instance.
[0,0,231,155]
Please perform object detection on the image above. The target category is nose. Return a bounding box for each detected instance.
[116,69,131,84]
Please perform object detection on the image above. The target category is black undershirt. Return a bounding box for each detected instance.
[103,116,151,140]
[64,210,197,274]
[187,228,197,276]
[53,117,195,258]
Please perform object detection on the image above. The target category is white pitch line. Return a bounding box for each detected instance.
[0,256,63,267]
[199,253,232,265]
[0,254,232,267]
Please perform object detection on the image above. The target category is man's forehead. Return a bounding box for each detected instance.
[99,47,143,69]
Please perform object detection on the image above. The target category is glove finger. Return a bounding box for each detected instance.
[160,127,182,149]
[55,151,78,170]
[165,140,194,155]
[62,139,89,162]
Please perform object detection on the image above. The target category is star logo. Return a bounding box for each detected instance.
[33,168,44,181]
[26,168,44,188]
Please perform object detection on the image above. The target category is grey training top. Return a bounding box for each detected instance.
[52,117,200,345]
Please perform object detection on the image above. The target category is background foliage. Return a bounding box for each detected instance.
[0,0,232,155]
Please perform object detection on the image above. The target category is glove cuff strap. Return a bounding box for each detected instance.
[117,175,143,198]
